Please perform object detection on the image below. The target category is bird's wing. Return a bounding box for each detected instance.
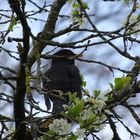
[43,69,51,110]
[68,66,82,98]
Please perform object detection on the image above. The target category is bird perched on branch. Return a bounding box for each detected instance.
[43,49,82,114]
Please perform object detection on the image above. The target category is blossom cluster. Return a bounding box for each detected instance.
[38,90,110,140]
[49,118,71,135]
[48,118,86,139]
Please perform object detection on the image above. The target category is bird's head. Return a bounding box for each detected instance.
[52,49,76,65]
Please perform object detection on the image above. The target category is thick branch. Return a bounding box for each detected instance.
[8,0,30,140]
[28,0,67,69]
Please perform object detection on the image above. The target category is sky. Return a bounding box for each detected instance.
[1,0,140,140]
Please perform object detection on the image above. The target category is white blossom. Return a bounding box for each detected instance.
[93,93,108,113]
[6,129,14,140]
[74,128,86,139]
[137,3,140,9]
[49,118,71,135]
[58,138,67,140]
[82,107,95,121]
[37,137,43,140]
[87,97,95,104]
[94,115,106,131]
[97,93,108,102]
[122,14,140,35]
[94,99,106,113]
[87,93,108,113]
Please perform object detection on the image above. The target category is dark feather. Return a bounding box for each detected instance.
[43,49,82,113]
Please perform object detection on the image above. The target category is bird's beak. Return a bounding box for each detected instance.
[70,53,83,59]
[75,54,83,58]
[76,53,83,57]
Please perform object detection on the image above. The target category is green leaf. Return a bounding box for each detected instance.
[114,77,131,91]
[8,16,17,32]
[82,81,87,87]
[123,0,129,5]
[81,75,87,87]
[83,89,89,96]
[72,10,79,17]
[72,3,79,9]
[72,2,88,10]
[67,99,84,117]
[82,2,89,9]
[94,90,100,98]
[80,114,96,129]
[40,131,55,140]
[67,0,72,3]
[137,14,140,22]
[68,135,78,140]
[69,92,77,102]
[109,83,114,90]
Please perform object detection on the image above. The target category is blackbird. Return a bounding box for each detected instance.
[43,49,82,114]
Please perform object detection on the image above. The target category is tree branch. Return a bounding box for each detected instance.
[28,0,67,69]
